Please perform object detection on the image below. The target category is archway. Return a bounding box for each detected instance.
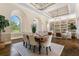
[10,10,24,40]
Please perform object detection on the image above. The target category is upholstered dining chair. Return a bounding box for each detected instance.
[23,33,30,48]
[65,31,72,39]
[29,34,38,52]
[41,35,52,55]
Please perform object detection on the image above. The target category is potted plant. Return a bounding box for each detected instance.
[32,23,36,33]
[68,23,77,39]
[0,15,9,48]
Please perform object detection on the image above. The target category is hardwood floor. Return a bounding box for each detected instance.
[52,39,79,56]
[0,39,22,56]
[0,38,79,56]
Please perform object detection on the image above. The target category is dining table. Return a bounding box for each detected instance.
[26,32,52,54]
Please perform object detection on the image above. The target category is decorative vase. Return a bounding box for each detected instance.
[32,23,36,33]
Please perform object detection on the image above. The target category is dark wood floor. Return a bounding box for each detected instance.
[0,38,79,56]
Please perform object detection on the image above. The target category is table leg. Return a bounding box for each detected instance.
[39,44,41,54]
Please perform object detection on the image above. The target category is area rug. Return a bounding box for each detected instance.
[12,42,64,56]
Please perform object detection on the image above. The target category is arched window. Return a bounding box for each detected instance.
[10,15,20,33]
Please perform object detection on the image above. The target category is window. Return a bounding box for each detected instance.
[10,16,20,33]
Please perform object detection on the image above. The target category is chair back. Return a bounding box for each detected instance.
[29,34,37,45]
[42,35,52,47]
[47,35,52,45]
[23,33,29,43]
[66,31,71,38]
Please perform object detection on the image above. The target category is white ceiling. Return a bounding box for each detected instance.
[19,3,75,19]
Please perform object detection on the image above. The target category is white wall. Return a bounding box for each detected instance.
[72,4,79,36]
[75,4,79,31]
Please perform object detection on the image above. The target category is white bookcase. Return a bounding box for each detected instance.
[61,19,68,33]
[49,18,77,33]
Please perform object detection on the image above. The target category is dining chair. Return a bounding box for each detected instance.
[55,32,62,39]
[41,35,52,55]
[65,31,72,39]
[23,33,30,48]
[29,34,38,52]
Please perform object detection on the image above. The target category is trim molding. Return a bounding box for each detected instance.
[4,41,12,45]
[11,36,23,40]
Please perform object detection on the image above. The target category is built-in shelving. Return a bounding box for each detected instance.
[49,18,77,33]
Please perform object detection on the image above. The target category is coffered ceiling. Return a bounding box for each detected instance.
[31,3,55,10]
